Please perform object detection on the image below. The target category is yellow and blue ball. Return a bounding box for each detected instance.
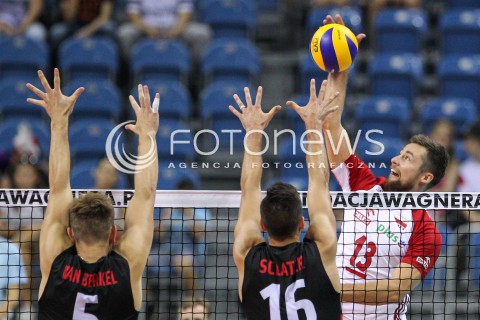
[310,24,358,72]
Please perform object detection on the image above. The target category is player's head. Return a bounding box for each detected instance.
[385,134,449,192]
[260,182,304,241]
[94,157,119,189]
[11,162,42,189]
[178,296,210,320]
[68,192,116,245]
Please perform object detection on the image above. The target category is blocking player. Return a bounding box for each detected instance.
[26,69,159,319]
[322,15,447,320]
[230,80,342,319]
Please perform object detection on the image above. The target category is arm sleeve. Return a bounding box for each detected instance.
[401,210,442,278]
[331,154,382,191]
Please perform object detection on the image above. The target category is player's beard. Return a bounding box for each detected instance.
[384,175,417,192]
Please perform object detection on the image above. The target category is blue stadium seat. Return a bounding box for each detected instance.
[71,161,130,189]
[130,39,190,84]
[278,138,308,179]
[69,119,116,162]
[200,0,256,38]
[65,80,122,122]
[306,6,363,38]
[0,79,47,121]
[58,37,119,83]
[256,0,280,11]
[355,96,411,139]
[0,36,49,84]
[128,81,191,120]
[439,9,480,55]
[446,0,480,9]
[156,119,195,161]
[158,161,201,190]
[438,55,480,108]
[0,118,50,157]
[420,98,477,136]
[355,137,403,178]
[200,81,250,150]
[374,8,428,53]
[369,53,423,103]
[201,39,260,84]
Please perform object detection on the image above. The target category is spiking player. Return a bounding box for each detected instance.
[322,15,447,320]
[26,69,159,319]
[230,80,342,319]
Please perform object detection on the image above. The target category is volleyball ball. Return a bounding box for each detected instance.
[310,24,358,72]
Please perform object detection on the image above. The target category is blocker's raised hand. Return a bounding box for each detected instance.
[26,68,84,120]
[287,79,339,130]
[229,86,281,132]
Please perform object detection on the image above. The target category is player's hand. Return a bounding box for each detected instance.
[126,84,160,137]
[26,68,84,121]
[287,79,339,131]
[323,14,366,45]
[229,86,281,132]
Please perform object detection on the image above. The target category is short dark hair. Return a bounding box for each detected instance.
[466,121,480,141]
[260,182,302,241]
[410,134,449,190]
[69,192,114,244]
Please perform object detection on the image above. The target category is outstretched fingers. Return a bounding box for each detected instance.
[254,86,263,107]
[318,80,327,102]
[228,105,242,119]
[26,98,46,109]
[71,87,85,104]
[37,70,51,93]
[244,87,253,107]
[53,68,61,90]
[26,83,45,100]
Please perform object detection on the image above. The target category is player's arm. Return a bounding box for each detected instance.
[229,87,281,301]
[287,79,341,291]
[26,69,84,277]
[341,263,422,304]
[321,15,365,169]
[15,0,43,34]
[60,0,78,23]
[116,85,159,280]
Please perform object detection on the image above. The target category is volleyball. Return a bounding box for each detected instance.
[310,24,358,72]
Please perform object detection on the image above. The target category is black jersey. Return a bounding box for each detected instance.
[38,246,138,320]
[242,238,341,320]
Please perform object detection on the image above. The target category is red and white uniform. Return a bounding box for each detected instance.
[332,155,442,320]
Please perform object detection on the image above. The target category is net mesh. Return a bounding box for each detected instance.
[0,190,479,319]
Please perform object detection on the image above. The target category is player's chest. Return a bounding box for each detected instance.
[344,208,413,254]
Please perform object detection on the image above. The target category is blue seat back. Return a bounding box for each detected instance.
[439,9,480,55]
[201,39,260,84]
[374,8,427,53]
[58,37,119,83]
[355,96,411,139]
[421,98,478,135]
[131,39,191,84]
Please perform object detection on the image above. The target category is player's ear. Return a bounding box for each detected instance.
[298,216,305,231]
[67,227,76,242]
[109,225,118,244]
[260,220,267,232]
[420,172,434,186]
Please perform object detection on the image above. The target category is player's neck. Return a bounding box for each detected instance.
[268,236,299,247]
[75,242,111,263]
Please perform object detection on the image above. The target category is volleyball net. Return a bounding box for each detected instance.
[0,190,479,319]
